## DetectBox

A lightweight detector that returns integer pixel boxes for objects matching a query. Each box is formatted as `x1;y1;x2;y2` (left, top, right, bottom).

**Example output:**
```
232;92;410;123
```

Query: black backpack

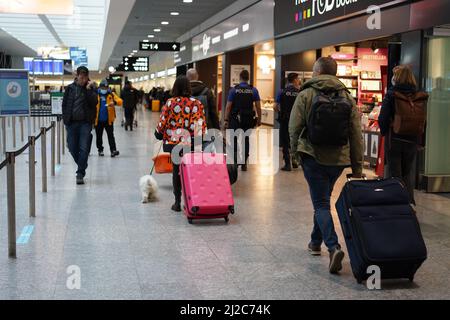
307;89;353;146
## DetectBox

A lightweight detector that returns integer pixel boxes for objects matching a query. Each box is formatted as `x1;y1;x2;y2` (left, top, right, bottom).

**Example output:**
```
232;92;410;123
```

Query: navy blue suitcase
336;176;427;284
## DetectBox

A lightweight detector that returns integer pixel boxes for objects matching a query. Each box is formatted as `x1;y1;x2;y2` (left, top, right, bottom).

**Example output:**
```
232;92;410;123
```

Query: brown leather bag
393;91;429;135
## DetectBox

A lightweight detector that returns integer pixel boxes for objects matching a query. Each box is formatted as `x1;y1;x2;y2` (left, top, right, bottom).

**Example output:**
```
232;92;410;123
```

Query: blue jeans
66;122;93;177
302;155;344;252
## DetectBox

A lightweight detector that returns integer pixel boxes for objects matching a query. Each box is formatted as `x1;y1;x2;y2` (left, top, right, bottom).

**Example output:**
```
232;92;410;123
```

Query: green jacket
289;75;364;176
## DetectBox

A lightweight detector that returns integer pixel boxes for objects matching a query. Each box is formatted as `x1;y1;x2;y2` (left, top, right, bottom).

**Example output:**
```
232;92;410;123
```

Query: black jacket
191;81;220;130
62;82;97;126
121;87;139;110
379;84;420;144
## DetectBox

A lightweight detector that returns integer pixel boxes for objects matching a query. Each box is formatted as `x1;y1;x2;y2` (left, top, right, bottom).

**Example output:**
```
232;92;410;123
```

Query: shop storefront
274;0;450;191
183;0;275;123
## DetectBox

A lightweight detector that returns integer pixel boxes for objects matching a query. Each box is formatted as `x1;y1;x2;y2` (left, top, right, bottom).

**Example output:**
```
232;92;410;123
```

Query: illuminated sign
139;42;180;52
118;57;149;72
275;0;410;36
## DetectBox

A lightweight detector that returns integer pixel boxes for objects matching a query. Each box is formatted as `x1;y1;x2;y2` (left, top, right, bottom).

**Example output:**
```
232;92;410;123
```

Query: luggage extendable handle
346;174;367;182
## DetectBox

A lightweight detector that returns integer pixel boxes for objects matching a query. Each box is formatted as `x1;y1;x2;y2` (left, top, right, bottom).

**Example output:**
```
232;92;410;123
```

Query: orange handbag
152;153;173;174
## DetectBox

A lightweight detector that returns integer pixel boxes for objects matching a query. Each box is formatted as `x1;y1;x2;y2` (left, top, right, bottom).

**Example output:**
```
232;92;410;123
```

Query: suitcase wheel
229;206;235;215
357;278;364;285
409;277;415;283
188;219;193;225
224;217;229;223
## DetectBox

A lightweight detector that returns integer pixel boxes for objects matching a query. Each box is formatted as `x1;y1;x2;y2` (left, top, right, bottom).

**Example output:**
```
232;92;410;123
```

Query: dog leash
150;141;164;175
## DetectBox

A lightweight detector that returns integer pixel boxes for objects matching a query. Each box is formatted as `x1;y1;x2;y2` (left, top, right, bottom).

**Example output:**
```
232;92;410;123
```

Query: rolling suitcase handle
346;174;367;181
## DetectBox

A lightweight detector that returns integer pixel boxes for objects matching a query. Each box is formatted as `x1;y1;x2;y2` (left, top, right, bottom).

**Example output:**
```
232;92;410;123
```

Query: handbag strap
150;141;164;175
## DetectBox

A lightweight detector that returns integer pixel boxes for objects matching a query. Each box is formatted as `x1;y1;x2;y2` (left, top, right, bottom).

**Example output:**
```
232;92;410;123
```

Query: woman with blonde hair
379;65;428;204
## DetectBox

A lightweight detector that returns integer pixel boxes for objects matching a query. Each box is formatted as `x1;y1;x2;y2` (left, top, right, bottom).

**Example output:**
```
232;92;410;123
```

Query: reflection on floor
0;108;449;300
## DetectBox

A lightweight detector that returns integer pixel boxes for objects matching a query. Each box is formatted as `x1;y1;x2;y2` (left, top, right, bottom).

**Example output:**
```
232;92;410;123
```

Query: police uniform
228;82;260;165
277;85;300;167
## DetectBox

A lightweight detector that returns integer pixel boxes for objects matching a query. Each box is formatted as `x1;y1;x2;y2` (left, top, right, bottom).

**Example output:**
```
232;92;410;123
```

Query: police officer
275;73;301;171
225;70;262;171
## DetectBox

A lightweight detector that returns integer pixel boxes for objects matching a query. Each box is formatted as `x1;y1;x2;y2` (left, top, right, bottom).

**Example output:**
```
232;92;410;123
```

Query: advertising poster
230;65;251;87
51;92;64;115
0;69;30;116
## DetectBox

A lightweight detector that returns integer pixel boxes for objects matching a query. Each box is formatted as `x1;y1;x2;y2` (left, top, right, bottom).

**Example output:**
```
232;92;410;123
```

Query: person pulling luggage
275;72;301;171
154;76;207;212
290;57;364;274
94;79;122;158
224;70;262;171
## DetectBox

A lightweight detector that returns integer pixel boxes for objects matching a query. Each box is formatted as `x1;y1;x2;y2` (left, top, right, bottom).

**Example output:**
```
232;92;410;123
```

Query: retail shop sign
275;0;409;36
0;70;30;116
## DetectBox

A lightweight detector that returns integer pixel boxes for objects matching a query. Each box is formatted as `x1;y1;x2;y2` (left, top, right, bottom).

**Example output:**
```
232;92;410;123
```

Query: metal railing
0;115;64;258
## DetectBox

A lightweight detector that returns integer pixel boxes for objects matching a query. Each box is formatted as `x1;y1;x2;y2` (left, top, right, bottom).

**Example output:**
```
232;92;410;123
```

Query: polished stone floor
0;109;449;300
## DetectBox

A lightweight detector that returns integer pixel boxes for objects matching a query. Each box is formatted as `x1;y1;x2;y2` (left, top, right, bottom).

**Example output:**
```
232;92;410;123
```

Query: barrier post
1;117;6;155
51;121;56;176
57;119;61;165
62;123;65;155
20;117;24;142
6;152;17;258
29;136;36;218
41;127;47;192
12;116;16;148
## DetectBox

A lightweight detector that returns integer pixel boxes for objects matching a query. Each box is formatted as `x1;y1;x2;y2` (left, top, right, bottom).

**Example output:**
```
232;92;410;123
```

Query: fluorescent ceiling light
170;12;179;16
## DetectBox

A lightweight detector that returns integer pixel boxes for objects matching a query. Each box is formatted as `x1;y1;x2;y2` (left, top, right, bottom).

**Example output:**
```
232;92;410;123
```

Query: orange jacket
95;92;123;126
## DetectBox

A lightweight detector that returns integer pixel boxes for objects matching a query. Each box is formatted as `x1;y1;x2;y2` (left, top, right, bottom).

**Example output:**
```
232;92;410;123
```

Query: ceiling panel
107;0;238;68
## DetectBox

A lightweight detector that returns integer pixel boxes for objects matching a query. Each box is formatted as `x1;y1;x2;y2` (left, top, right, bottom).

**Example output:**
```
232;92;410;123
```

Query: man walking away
95;79;123;158
62;66;98;185
275;73;301;171
186;68;220;130
121;81;139;131
224;70;262;171
289;57;363;274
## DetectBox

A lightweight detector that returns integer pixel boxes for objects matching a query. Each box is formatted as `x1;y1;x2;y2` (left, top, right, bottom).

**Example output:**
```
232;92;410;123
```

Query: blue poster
70;47;88;68
0;70;30;116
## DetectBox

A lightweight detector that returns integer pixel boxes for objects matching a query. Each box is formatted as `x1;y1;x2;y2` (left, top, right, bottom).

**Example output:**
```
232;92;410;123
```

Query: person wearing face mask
94;79;123;158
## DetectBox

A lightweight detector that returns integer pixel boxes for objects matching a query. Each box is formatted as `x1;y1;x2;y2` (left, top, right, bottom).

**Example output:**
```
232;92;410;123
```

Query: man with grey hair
187;68;220;130
289;56;363;274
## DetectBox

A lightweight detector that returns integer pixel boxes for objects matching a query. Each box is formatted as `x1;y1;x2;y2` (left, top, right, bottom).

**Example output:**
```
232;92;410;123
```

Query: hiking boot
329;248;345;274
308;243;322;256
111;151;120;158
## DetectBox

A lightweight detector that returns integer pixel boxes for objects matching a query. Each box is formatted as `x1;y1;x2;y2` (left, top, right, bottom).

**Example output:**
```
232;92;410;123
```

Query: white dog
139;175;159;203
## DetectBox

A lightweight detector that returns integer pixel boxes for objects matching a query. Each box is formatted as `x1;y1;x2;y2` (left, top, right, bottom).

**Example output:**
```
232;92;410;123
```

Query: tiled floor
0;109;449;300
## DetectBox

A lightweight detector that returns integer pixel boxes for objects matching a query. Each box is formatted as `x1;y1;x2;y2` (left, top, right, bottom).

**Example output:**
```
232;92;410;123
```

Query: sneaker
111;151;120;158
76;176;85;185
99;151;105;157
281;165;292;172
329;248;345;274
171;202;182;212
308;243;322;256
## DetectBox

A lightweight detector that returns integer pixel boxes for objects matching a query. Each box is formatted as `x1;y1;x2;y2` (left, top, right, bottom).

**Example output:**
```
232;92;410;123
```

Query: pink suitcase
180;153;235;224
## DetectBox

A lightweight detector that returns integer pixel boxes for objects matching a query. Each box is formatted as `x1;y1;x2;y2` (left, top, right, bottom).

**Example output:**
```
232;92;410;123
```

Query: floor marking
17;225;34;244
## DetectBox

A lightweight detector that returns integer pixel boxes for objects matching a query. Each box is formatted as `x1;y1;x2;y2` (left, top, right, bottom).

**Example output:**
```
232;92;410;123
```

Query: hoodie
289;75;364;175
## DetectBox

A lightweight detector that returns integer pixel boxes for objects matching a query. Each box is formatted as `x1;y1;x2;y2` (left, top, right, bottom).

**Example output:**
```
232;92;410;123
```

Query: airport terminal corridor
0;108;449;300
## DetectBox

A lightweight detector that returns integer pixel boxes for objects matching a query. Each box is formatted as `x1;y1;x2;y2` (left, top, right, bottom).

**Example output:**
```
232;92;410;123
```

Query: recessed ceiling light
154;28;161;32
170;12;179;16
147;35;155;38
143;40;149;42
183;0;193;3
161;21;169;25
